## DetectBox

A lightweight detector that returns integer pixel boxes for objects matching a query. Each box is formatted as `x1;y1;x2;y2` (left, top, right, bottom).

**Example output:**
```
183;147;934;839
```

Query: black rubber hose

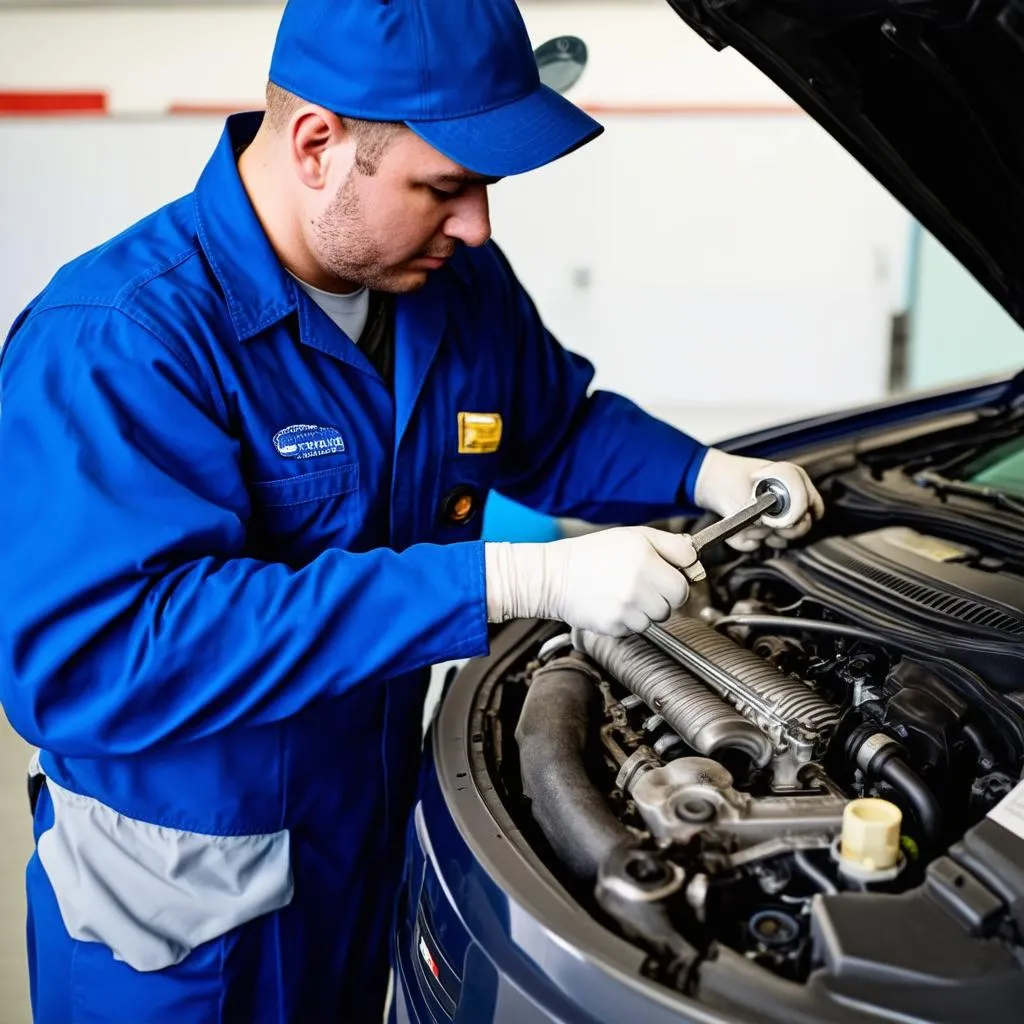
712;614;888;646
962;720;998;772
877;754;942;843
515;655;634;880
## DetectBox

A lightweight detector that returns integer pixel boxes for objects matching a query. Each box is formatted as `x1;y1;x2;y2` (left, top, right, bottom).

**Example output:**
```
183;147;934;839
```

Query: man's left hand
693;448;825;551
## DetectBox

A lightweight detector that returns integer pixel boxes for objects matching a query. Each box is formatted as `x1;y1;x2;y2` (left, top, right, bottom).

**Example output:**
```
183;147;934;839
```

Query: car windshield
962;440;1024;499
900;224;1023;397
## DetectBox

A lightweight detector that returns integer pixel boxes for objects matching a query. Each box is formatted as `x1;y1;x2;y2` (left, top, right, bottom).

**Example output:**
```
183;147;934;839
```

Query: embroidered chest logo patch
273;424;346;460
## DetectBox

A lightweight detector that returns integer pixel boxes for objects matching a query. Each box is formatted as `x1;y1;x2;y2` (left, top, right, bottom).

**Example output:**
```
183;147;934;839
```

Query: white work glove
484;527;703;637
694;448;825;552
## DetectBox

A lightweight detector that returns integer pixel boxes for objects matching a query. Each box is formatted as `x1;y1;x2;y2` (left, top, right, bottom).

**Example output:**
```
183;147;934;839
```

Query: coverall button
442;487;478;524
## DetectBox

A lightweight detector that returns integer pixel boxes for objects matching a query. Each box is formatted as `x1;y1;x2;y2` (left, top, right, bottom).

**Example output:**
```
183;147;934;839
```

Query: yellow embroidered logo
458;412;503;454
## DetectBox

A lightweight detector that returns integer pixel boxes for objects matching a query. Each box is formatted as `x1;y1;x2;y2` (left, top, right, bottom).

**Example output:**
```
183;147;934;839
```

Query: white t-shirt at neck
291;275;370;343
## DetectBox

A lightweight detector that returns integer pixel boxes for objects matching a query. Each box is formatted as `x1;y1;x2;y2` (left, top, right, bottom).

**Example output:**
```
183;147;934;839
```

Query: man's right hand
484;527;703;637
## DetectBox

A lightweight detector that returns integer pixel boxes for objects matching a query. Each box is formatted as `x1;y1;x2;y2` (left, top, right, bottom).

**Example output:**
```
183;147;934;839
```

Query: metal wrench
679;477;792;582
690;478;791;557
646;477;793;651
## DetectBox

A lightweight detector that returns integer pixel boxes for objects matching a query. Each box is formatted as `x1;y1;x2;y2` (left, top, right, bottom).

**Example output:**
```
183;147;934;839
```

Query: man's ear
289;107;352;190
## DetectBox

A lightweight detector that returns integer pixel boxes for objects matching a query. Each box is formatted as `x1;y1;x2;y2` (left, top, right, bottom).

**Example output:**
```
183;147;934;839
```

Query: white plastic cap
840;798;902;872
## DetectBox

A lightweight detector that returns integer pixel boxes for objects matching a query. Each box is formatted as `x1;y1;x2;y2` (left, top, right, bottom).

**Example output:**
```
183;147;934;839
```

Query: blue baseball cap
268;0;604;177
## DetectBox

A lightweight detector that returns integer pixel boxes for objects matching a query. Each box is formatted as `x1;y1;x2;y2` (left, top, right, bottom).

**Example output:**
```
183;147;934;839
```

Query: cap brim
405;83;603;177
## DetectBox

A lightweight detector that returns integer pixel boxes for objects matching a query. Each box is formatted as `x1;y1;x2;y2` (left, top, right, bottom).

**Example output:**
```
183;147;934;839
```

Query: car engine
500;518;1024;993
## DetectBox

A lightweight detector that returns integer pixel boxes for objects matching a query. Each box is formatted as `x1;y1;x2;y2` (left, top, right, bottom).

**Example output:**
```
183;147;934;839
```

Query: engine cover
752;526;1024;689
795;527;1024;640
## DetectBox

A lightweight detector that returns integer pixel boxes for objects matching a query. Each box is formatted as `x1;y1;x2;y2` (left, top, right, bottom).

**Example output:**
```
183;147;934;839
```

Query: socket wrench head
754;477;791;519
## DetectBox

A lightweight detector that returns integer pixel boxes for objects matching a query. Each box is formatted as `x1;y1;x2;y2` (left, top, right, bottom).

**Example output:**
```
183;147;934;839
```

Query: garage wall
0;0;913;443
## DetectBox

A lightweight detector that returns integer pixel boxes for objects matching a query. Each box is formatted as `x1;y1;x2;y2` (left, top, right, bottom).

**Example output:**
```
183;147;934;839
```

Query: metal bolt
675;797;716;824
625;855;670;886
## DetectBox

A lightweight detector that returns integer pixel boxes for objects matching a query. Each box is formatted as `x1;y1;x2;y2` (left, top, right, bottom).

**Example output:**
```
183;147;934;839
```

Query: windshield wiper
913;469;1024;516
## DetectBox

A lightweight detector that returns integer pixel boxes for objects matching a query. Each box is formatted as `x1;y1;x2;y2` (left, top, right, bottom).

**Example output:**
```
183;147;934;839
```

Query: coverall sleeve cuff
435;540;491;663
678;442;711;510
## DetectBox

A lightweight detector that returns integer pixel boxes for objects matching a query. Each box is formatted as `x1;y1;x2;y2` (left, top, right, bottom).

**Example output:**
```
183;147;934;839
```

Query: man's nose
445;187;491;248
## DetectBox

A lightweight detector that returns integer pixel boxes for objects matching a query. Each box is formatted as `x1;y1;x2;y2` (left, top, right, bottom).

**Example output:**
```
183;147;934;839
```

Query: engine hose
515;655;634;880
877;754;942;844
710;614;888;647
962;720;998;772
853;732;942;843
574;629;773;769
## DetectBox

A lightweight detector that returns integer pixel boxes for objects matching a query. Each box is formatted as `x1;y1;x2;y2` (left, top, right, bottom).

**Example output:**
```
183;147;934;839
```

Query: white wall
0;0;912;443
491;114;909;438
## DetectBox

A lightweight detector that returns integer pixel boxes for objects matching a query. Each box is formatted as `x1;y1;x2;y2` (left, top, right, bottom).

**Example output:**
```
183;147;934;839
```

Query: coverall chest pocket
247;463;361;564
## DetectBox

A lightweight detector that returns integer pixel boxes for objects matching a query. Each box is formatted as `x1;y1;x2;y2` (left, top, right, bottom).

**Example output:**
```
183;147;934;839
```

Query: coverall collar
194;113;299;344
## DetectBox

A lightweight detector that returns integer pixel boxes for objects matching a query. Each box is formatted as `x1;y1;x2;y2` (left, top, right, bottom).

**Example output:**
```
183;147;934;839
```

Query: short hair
263;82;403;175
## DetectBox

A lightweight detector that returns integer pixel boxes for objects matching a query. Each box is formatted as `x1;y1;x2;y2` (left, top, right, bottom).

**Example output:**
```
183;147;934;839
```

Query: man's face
311;127;496;293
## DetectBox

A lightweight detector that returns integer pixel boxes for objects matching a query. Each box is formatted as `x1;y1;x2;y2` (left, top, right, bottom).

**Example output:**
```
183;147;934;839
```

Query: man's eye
430;185;460;199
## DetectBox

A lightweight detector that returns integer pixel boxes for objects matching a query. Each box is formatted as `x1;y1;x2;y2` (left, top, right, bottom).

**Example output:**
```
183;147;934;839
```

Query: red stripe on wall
167;102;259;115
0;91;107;115
0;96;802;120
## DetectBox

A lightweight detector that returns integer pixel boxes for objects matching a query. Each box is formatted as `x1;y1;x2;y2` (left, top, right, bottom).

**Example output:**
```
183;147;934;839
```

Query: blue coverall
0;113;707;1023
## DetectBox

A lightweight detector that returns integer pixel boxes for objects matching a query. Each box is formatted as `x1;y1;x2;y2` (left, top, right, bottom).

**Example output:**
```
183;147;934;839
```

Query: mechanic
0;1;822;1021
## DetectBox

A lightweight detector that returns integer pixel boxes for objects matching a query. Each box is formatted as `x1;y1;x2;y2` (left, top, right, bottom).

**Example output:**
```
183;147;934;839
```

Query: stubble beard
313;172;430;294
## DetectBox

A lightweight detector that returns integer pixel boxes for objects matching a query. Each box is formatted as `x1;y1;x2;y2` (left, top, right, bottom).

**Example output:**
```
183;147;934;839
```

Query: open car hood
666;0;1024;329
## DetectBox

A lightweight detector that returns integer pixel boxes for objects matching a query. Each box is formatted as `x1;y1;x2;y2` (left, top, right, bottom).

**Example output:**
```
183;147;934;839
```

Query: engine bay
474;431;1024;1003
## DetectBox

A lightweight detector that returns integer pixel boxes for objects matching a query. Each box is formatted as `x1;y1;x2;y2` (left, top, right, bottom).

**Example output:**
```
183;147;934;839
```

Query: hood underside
666;0;1024;329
